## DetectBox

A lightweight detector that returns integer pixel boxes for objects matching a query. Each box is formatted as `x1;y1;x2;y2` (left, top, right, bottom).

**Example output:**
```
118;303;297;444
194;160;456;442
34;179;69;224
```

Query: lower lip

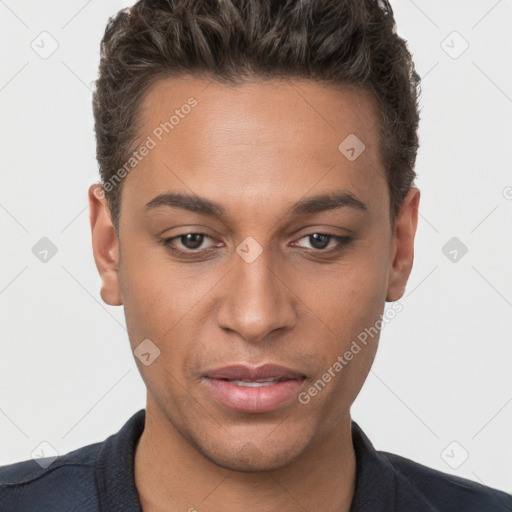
204;378;306;413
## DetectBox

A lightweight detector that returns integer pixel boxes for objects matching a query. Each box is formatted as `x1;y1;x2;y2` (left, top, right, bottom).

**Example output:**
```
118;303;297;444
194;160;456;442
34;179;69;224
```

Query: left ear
386;187;420;302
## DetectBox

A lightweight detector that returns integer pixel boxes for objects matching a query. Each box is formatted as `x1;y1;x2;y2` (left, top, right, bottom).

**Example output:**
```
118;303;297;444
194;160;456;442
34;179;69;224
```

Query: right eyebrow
145;192;225;217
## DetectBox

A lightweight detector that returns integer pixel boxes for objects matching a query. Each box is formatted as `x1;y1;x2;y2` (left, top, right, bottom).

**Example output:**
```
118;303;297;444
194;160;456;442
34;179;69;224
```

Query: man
1;0;511;510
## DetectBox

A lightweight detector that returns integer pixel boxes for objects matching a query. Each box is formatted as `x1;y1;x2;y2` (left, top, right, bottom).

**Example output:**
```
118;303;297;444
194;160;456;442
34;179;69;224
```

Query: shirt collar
95;409;146;512
94;409;397;512
349;420;397;511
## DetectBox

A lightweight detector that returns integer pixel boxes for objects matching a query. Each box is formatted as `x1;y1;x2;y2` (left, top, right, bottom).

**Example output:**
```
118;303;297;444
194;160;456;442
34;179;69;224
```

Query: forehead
121;75;388;219
139;76;380;152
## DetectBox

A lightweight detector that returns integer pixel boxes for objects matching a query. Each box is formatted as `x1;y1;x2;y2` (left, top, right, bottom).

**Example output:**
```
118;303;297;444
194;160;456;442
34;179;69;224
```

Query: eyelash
161;232;352;257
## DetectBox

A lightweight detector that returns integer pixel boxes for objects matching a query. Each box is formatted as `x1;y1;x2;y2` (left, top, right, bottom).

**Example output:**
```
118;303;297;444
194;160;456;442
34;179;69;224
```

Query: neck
134;400;356;512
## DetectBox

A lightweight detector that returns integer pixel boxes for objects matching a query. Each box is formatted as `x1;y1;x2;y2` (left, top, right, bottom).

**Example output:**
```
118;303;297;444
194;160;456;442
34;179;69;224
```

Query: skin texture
88;76;420;512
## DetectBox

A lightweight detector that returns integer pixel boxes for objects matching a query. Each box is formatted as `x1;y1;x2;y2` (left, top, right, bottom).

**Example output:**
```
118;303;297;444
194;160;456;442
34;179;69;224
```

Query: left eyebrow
290;190;368;215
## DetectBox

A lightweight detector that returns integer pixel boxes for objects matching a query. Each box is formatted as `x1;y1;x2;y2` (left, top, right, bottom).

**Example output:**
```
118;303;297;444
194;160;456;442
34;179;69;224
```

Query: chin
203;445;302;473
191;429;311;473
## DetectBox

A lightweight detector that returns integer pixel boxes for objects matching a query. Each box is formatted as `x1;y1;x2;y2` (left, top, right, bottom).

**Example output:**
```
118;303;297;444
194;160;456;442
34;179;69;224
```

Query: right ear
88;184;123;306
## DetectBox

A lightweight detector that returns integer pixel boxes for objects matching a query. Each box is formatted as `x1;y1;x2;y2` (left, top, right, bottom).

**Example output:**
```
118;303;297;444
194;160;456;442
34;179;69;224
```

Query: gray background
1;0;511;495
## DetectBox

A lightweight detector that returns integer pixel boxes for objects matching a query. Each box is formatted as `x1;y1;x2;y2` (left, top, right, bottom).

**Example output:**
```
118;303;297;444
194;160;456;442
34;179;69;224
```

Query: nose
216;246;297;343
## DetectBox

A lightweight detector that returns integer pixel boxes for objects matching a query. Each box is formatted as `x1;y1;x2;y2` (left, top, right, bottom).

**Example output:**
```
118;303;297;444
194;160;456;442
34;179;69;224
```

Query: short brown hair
92;0;420;234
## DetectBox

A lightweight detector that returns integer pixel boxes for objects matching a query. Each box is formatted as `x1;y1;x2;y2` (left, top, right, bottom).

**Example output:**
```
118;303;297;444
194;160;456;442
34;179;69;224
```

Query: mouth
224;377;292;387
203;364;307;413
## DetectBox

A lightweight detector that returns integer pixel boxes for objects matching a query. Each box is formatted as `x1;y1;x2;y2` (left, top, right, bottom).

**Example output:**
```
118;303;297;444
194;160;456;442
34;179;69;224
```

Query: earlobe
88;184;123;306
385;187;420;302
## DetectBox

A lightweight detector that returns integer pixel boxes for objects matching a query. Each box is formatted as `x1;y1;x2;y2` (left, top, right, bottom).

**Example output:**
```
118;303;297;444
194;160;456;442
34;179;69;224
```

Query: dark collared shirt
1;409;511;511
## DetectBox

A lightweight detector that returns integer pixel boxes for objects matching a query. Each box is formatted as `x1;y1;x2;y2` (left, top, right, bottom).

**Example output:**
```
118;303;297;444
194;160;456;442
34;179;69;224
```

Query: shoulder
0;409;145;512
381;450;512;511
351;420;512;511
0;441;103;512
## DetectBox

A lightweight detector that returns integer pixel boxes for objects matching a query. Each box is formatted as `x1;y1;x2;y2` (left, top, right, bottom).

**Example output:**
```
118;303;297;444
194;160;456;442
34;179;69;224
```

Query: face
89;76;419;472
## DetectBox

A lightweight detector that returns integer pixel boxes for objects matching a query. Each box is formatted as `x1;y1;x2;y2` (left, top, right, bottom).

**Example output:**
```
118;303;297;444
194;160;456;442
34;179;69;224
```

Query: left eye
294;233;351;251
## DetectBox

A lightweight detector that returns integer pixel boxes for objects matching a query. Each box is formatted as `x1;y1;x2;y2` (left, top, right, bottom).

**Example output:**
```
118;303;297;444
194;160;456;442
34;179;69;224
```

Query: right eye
163;233;218;253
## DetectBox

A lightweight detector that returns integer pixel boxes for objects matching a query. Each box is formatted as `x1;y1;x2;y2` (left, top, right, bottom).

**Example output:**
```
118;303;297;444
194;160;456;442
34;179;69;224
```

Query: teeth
231;378;281;387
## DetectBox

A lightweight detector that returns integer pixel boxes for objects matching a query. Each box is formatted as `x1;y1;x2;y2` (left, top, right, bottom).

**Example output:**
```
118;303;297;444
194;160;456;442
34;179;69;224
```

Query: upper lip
204;364;306;380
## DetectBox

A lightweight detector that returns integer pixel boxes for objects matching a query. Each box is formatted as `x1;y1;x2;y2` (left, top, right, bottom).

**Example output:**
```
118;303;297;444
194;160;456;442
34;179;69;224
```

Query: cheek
117;245;189;346
296;249;389;336
288;237;390;391
118;246;226;359
295;266;385;422
117;254;197;403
